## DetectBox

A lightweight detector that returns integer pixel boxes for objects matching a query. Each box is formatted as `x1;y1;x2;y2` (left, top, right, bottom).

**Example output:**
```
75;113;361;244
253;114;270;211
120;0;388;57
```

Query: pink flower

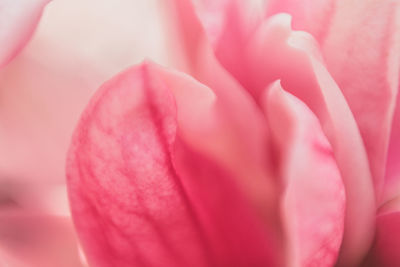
66;0;400;266
1;0;399;266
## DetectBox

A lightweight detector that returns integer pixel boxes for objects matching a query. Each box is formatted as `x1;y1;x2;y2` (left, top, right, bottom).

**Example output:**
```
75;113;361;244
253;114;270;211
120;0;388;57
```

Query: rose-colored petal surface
0;0;51;68
245;14;375;266
265;82;345;267
67;62;279;267
0;210;84;267
267;0;400;198
362;211;400;267
382;65;400;205
383;91;400;205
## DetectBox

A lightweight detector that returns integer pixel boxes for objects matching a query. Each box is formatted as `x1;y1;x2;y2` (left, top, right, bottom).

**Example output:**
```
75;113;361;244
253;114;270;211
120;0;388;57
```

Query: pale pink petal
322;1;400;197
0;0;167;186
246;15;375;266
0;210;84;267
67;62;280;267
265;82;345;267
267;0;400;198
0;0;51;67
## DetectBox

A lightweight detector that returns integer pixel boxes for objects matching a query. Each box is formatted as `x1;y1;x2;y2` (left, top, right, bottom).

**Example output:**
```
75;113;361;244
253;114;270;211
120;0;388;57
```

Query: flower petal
267;0;400;198
67;62;279;267
167;0;268;96
0;0;51;67
265;0;335;42
322;0;400;196
161;0;279;219
265;82;345;267
246;14;375;266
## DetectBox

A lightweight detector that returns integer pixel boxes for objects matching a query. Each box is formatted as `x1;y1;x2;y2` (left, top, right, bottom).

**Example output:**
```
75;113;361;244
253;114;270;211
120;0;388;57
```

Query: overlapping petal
267;0;400;199
67;62;279;267
246;15;375;266
265;82;345;267
166;1;376;265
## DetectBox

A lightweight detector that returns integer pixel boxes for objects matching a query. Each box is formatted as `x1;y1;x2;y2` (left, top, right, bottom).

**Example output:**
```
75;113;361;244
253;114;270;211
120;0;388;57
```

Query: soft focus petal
265;82;345;267
67;62;279;267
246;14;375;266
0;210;84;267
268;0;400;197
0;0;50;67
0;0;167;186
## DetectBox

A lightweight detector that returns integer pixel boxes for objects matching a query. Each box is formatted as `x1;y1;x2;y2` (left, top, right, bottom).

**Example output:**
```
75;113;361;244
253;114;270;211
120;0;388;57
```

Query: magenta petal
0;0;51;67
246;15;375;266
366;211;400;266
67;62;279;267
265;82;345;267
383;91;400;205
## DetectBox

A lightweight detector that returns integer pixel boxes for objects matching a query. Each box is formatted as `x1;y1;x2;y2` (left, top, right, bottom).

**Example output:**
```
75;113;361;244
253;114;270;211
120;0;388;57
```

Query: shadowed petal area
0;0;51;67
0;210;84;267
245;14;375;266
67;62;279;267
364;211;400;266
265;82;345;267
383;86;400;205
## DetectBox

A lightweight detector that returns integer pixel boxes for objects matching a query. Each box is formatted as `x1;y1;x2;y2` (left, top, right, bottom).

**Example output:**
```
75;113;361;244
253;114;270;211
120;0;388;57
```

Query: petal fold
265;82;345;267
